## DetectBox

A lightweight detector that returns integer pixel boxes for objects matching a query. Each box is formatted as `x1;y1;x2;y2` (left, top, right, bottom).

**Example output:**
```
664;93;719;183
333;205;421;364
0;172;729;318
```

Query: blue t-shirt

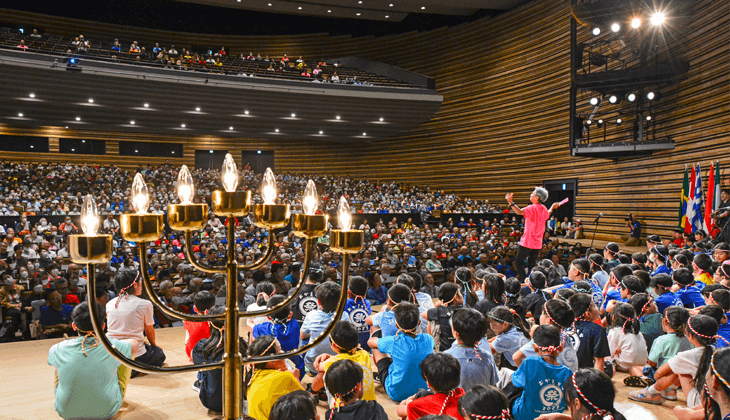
492;327;529;367
519;336;579;372
444;345;498;391
676;285;705;309
301;310;348;371
602;289;627;311
567;320;611;368
512;357;573;420
344;298;372;351
40;304;73;326
652;265;673;277
253;319;304;375
367;286;388;305
372;309;397;337
717;323;730;349
655;292;683;314
377;333;434;402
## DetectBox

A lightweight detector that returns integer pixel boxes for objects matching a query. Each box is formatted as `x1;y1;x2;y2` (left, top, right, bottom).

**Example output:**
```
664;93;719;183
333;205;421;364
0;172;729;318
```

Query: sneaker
192;380;201;393
661;388;678;401
628;388;663;405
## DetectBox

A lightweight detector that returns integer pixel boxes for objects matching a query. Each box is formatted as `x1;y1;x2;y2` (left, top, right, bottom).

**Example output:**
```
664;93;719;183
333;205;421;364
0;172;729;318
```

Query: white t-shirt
668;346;706;407
246;303;268;326
106;295;154;357
607;329;648;369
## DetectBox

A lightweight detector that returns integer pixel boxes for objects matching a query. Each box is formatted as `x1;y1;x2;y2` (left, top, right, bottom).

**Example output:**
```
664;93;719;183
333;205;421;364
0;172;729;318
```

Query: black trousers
132;344;166;377
515;245;540;281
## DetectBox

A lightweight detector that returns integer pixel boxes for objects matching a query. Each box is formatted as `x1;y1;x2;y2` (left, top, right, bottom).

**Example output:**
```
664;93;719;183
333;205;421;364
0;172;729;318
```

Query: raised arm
505;193;526;216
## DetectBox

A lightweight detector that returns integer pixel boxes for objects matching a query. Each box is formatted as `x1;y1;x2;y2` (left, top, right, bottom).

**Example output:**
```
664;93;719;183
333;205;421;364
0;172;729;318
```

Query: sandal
623;376;647;387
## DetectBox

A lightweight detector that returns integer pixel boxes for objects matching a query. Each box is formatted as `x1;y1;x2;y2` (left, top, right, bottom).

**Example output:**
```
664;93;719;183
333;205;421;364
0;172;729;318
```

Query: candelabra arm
238;237;315;318
243;253;351;363
86;265;224;374
139;243;225;322
237;234;276;271
184;230;226;273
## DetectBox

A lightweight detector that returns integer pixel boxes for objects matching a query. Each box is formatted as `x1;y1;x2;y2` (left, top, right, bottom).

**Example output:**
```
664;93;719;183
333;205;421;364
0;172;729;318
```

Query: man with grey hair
506;187;559;280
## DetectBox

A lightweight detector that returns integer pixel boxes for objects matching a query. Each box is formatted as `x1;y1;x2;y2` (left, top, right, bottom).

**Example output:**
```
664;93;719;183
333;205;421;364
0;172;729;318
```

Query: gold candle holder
167;203;208;231
329;229;364;254
212;190;251;217
291;214;329;238
252;204;290;229
120;214;164;242
69;234;113;264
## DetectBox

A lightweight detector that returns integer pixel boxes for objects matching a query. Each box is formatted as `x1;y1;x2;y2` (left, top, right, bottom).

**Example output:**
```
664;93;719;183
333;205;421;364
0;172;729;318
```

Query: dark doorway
195;149;228;170
242;150;275;174
542;178;577;223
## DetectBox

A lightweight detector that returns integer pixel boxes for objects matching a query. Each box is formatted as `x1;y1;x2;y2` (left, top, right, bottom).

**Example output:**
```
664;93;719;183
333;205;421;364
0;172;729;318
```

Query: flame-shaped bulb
177;165;194;204
81;194;99;236
302;180;319;215
337;196;351;231
261;167;277;204
221;153;238;192
131;173;149;214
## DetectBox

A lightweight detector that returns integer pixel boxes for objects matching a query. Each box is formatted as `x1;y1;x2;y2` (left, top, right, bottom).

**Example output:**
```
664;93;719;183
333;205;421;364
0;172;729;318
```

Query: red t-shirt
519;203;549;250
407;388;466;420
184;320;211;360
63;294;80;306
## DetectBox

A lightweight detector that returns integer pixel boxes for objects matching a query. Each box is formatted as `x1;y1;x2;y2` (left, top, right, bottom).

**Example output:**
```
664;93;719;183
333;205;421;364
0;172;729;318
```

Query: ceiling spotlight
75;117;81;121
589;97;600;106
143;103;149;108
82;140;85;143
356;13;361;15
597;119;604;128
29;93;35;98
268;3;271;5
358;1;362;3
650;11;666;26
421;6;425;10
291;113;296;118
319;131;323;134
30;146;33;149
195;107;201;111
389;3;393;6
135;150;138;153
379;117;384;121
631;18;641;28
229;126;234;130
592;27;600;36
363;132;367;136
298;6;302;9
627;93;636;102
609;95;618;104
130;121;135;125
88;98;94;103
274;129;280;133
611;23;620;32
65;126;68;129
71;149;75;152
18;113;23;117
646;115;652;121
616;118;623;125
385;15;389;18
586;120;592;125
328;9;331;12
244;110;249;115
209;150;214;153
335;115;341;120
181;124;186;128
647;91;655;100
171;151;175;154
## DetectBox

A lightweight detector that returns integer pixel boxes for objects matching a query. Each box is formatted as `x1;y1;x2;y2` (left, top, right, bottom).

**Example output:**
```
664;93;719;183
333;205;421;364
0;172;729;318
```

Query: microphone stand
588;214;602;256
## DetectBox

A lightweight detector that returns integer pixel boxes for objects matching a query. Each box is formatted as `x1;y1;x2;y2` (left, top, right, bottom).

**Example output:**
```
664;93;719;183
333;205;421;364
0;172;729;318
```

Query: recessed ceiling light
356;12;361;15
379;117;384;121
336;115;341;120
268;3;271;5
81;140;85;143
229;126;234;130
421;6;425;9
135;150;138;153
171;151;175;154
298;6;302;9
88;99;94;103
363;132;367;136
18;113;23;117
244;110;249;115
181;124;186;128
130;121;135;125
358;1;362;3
319;130;323;134
65;126;68;128
385;15;389;18
143;103;149;108
71;148;75;151
195;107;201;111
75;117;81;121
209;150;214;153
29;93;35;98
275;128;280;133
291;113;296;117
30;145;33;148
328;9;331;12
389;3;393;6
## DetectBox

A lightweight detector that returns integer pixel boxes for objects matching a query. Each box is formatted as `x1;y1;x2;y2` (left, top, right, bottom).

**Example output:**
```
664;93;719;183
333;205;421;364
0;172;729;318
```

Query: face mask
34;263;40;269
265;273;272;279
171;296;184;305
20;271;28;278
51;269;59;276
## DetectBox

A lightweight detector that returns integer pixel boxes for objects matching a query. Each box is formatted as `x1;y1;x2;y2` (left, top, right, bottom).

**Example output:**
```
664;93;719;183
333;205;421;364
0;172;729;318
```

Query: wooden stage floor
1;327;675;419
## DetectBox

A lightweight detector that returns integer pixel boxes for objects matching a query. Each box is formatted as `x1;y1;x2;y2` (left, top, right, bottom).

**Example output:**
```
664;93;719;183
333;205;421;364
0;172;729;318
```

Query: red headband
468;408;511;420
572;373;613;420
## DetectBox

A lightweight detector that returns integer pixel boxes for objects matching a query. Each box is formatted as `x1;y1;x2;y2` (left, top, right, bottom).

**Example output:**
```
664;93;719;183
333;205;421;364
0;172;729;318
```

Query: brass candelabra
69;159;363;420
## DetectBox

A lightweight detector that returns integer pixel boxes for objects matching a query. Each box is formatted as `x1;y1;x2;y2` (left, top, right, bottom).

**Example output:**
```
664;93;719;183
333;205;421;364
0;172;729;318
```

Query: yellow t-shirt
247;369;303;420
697;272;713;286
321;349;376;403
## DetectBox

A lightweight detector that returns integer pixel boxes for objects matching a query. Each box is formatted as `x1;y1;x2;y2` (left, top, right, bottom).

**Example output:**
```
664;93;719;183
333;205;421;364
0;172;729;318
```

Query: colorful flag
679;166;690;231
692;163;705;233
706;162;715;235
685;164;696;234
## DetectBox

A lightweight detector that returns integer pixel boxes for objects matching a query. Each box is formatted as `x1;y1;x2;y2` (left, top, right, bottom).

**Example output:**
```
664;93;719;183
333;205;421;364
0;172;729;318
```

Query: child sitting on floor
424;282;463;351
312;321;376;403
246;335;304;420
513;299;579;372
567;293;611;375
511;325;573;420
629;293;664;351
698;305;730;349
301;281;346;374
457;385;512;420
184;290;215;361
606;302;648;372
546;368;628;420
651;273;683;313
251;295;304;378
487;306;530;369
368;302;434;402
629;314;718;407
674;268;706;309
269;390;318;420
343;276;372;351
625;305;691;388
366;283;415;338
445;307;498;390
398;352;465;420
324;359;388;420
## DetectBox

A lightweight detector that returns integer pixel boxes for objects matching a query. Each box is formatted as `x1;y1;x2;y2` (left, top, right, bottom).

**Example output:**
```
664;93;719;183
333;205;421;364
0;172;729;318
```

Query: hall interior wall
0;0;728;240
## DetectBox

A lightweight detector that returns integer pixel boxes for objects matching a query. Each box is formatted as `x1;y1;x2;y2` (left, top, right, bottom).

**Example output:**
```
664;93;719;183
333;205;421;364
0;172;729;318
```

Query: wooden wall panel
0;0;728;241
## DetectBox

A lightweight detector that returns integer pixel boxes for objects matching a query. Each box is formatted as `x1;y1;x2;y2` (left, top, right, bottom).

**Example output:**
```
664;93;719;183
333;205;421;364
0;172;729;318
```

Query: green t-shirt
648;333;692;367
640;313;665;350
48;337;132;420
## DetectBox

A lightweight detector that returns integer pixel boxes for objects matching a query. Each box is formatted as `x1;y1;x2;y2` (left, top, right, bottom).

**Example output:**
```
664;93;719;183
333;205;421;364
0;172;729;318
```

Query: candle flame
338;196;351;231
261;167;277;204
221;153;238;192
80;194;99;236
177;165;194;204
131;173;149;214
302;180;319;215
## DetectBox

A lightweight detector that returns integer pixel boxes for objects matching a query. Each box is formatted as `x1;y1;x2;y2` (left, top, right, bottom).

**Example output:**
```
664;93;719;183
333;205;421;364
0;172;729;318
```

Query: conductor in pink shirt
505;187;559;280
